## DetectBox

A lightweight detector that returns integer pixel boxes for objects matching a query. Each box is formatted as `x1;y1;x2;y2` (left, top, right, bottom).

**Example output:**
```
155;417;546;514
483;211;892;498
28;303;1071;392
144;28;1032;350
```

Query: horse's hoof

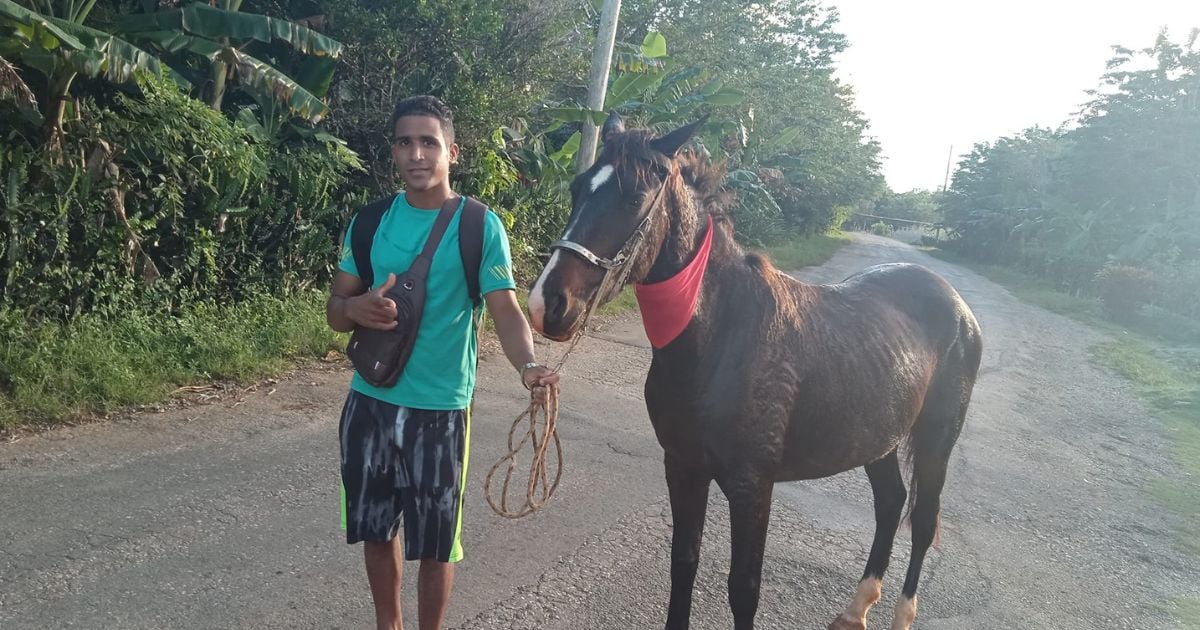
827;614;867;630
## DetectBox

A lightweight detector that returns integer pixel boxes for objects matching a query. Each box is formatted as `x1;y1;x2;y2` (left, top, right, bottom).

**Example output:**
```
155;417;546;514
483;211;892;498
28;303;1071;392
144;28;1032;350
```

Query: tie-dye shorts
338;390;470;563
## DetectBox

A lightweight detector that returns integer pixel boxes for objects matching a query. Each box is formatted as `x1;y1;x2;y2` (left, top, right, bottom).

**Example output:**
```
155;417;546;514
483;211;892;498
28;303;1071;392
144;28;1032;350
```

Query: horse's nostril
546;290;569;320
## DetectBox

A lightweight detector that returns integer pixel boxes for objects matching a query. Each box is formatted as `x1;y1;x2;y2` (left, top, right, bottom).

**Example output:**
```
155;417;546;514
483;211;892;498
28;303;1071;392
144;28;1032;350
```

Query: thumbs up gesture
347;273;400;330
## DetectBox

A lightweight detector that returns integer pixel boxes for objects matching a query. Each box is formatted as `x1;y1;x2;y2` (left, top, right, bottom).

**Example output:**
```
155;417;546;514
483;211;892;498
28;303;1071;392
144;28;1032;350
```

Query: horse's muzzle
531;287;580;342
528;252;593;342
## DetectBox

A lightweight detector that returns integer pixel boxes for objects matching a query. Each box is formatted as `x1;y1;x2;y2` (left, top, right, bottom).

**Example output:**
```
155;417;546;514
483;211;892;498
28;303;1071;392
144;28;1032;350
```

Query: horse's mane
602;130;735;219
603;130;778;277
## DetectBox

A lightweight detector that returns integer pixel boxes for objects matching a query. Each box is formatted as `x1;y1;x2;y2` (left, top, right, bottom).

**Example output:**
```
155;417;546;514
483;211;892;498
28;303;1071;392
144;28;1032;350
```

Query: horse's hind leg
828;450;907;630
664;454;711;630
890;446;950;630
891;356;976;630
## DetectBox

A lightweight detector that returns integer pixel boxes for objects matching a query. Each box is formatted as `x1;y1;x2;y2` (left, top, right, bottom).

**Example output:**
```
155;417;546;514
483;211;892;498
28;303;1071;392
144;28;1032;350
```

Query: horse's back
836;262;980;353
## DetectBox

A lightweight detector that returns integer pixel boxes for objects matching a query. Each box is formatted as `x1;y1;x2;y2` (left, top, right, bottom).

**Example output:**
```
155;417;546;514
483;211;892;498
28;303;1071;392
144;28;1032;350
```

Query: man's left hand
522;365;560;404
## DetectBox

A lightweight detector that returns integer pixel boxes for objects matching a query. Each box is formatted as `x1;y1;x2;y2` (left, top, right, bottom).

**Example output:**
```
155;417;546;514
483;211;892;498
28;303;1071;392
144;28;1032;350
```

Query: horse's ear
650;116;708;158
601;112;625;142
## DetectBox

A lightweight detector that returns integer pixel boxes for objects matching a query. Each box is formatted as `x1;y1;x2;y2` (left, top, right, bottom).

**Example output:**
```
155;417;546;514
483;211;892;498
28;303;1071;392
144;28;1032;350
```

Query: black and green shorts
338;390;470;563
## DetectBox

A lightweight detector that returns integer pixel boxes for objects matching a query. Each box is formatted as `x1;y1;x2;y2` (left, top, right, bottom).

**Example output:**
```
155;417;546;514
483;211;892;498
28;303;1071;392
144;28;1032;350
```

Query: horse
527;114;983;630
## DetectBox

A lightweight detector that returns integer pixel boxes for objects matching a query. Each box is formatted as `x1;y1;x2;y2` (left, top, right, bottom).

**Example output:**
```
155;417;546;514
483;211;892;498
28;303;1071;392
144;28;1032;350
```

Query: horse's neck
651;213;813;351
642;187;707;283
650;215;757;334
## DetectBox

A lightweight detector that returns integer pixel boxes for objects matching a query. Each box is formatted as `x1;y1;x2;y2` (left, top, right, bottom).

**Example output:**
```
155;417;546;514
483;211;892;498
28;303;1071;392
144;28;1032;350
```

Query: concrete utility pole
577;0;621;173
942;144;954;192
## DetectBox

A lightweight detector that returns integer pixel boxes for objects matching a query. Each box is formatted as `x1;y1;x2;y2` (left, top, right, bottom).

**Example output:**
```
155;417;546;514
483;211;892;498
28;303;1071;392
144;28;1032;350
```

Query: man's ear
449;142;461;164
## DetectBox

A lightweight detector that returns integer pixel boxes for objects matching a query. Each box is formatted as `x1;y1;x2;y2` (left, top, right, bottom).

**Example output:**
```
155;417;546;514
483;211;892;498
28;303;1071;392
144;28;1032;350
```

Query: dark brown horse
528;115;983;630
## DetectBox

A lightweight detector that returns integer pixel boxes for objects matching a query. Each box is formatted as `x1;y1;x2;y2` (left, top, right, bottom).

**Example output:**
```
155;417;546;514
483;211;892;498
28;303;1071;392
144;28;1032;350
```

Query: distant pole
942;144;954;191
577;0;622;173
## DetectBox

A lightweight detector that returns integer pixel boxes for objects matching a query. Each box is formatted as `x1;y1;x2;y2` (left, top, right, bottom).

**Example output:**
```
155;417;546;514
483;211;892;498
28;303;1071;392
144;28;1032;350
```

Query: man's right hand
345;273;400;330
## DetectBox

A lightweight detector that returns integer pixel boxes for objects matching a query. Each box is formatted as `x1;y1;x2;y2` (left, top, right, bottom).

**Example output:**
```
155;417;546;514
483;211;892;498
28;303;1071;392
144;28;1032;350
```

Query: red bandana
634;215;714;348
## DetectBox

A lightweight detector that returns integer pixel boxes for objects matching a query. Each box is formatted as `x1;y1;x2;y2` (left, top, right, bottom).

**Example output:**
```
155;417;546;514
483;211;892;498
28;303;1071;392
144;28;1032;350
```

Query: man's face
391;115;458;191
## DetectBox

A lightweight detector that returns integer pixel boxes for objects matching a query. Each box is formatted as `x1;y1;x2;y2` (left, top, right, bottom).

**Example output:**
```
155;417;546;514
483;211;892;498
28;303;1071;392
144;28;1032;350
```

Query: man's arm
327;271;400;332
485;289;560;391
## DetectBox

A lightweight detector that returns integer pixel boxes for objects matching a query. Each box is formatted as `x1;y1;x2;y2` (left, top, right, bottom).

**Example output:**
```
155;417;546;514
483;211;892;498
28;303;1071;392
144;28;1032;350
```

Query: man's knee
419;558;454;573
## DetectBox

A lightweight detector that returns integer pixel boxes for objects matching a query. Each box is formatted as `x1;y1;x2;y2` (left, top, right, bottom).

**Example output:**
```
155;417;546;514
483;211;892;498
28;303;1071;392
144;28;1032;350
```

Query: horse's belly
775;423;905;481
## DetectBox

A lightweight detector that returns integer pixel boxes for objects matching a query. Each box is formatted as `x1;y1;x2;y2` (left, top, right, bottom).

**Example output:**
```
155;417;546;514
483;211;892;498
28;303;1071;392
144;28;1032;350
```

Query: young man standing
326;95;558;630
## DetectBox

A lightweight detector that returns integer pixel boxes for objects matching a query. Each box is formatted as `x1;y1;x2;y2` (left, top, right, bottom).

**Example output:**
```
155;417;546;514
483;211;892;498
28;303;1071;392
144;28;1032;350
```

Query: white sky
831;0;1200;192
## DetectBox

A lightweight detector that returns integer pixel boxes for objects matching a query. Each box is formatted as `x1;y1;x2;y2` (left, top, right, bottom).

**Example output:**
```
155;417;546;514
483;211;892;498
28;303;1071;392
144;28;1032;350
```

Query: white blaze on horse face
528;250;563;333
530;165;611;334
589;163;615;193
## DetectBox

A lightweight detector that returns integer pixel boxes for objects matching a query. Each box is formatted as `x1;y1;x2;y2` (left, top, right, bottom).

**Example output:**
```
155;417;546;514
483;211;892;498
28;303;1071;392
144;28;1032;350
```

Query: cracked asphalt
2;234;1196;629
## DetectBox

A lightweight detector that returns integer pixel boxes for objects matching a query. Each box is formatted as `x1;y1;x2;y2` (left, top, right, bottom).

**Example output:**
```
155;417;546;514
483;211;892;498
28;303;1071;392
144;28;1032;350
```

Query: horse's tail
903;312;983;532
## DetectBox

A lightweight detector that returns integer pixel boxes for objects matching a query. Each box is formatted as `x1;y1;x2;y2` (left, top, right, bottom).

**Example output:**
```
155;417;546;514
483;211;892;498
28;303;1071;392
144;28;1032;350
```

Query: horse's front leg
664;453;711;630
719;472;774;630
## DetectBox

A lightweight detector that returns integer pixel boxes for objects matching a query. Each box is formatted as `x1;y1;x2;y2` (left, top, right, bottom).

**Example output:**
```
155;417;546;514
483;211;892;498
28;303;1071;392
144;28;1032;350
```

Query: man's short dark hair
390;95;455;144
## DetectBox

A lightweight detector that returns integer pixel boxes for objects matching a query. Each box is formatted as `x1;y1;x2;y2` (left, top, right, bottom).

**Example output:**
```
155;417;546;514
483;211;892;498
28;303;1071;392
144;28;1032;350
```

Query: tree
1059;29;1200;265
874;190;943;224
939;28;1200;316
940;128;1063;263
615;0;883;235
313;0;585;193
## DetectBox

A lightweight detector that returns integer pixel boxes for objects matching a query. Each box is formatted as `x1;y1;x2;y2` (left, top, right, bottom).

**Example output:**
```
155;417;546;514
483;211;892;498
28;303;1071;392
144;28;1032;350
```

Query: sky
831;0;1200;193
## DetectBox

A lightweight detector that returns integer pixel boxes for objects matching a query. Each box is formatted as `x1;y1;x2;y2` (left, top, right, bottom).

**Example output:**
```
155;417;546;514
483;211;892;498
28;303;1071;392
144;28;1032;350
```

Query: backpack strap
349;194;398;289
458;196;488;307
417;197;460;262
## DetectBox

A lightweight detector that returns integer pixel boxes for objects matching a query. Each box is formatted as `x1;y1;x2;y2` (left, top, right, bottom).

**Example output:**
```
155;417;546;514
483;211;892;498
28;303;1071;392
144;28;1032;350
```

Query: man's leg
340;392;409;630
399;408;469;630
417;559;454;630
365;539;405;630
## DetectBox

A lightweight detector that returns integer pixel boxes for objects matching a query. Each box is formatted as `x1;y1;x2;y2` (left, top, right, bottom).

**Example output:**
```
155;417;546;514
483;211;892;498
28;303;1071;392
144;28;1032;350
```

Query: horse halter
550;169;672;276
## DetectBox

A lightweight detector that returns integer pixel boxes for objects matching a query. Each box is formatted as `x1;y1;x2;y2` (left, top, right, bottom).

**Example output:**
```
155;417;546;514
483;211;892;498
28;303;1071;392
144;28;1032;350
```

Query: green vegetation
940;246;1200;624
0;0;886;427
1091;339;1200;575
929;249;1200;345
759;231;852;271
936;31;1200;330
0;291;341;429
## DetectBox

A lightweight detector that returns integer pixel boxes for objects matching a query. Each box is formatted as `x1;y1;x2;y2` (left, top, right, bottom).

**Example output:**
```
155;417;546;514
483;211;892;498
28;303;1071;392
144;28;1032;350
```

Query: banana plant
546;32;747;144
0;0;178;148
116;1;341;121
0;53;35;112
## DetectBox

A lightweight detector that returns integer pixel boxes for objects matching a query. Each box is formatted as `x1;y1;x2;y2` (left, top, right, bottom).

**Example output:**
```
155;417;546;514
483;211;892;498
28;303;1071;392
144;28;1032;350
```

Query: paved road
2;234;1196;629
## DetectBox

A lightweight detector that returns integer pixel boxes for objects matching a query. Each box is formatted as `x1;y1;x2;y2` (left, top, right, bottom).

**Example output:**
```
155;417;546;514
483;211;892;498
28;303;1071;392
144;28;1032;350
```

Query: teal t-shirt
339;193;517;410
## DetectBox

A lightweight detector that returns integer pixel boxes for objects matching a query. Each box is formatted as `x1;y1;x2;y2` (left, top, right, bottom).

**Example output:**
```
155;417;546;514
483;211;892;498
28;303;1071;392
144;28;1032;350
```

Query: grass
0;291;344;430
598;286;639;315
1091;339;1200;519
928;249;1101;320
757;230;853;271
1169;597;1200;628
926;246;1200;624
1093;338;1200;623
927;248;1200;345
0;280;639;430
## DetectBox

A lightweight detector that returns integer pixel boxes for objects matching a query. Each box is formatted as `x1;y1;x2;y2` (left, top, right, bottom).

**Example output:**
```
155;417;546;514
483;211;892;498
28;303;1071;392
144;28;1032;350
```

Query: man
326;95;558;630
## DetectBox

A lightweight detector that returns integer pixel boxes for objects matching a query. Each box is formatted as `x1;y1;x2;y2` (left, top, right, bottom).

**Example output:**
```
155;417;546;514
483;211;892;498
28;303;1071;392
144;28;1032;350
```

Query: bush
1095;263;1157;323
0;76;361;321
1155;261;1200;321
870;221;894;236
